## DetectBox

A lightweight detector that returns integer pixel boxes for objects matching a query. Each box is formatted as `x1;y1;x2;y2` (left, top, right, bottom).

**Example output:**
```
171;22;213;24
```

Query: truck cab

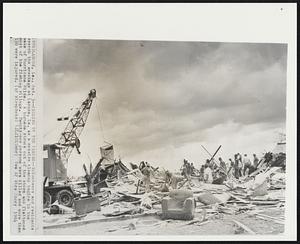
43;144;78;208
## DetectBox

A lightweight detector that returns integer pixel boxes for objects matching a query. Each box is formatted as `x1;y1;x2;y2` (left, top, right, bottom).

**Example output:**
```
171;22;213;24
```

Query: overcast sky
43;39;287;176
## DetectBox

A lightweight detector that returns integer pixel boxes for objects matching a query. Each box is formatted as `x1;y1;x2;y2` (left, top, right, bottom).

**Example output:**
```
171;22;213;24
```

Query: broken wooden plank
228;193;250;204
250;200;279;205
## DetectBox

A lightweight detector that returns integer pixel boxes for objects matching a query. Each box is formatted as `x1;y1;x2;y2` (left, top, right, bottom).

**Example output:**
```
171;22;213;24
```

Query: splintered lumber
250;200;279;205
103;208;139;217
231;219;256;234
228;193;249;204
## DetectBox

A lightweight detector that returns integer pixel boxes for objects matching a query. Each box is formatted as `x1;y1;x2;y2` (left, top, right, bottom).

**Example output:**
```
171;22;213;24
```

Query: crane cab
43;144;67;182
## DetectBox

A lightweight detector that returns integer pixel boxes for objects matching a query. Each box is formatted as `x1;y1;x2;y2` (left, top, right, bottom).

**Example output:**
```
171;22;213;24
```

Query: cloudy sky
43;39;287;176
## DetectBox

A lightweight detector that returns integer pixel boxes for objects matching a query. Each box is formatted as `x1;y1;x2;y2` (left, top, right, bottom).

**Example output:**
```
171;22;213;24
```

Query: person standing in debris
141;162;151;193
183;159;192;187
190;163;195;175
242;154;252;176
234;154;240;179
182;159;188;177
113;160;121;180
199;165;205;181
187;161;192;177
227;158;235;179
204;164;213;183
253;154;259;169
247;154;258;175
218;157;227;174
237;153;243;177
205;159;210;168
217;157;227;181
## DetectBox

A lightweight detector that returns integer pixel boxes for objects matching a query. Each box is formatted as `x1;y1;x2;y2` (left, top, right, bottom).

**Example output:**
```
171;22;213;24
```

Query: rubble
43;146;286;235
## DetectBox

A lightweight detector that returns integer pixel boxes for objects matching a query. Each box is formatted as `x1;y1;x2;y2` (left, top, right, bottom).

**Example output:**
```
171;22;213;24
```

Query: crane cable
95;97;106;143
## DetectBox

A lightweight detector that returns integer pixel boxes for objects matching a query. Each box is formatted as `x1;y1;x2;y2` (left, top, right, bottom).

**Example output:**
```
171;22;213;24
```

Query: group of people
199;158;223;184
227;153;260;179
184;153;261;184
181;159;196;178
138;153;261;192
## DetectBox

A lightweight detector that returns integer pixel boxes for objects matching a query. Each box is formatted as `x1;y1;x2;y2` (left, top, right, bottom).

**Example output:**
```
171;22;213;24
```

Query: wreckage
43;90;286;235
44;141;285;235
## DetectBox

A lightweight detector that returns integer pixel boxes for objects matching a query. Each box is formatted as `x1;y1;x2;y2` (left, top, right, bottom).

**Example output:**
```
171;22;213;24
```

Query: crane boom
57;89;96;165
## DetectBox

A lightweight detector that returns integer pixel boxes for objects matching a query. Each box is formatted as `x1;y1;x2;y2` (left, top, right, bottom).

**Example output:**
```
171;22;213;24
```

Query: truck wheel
57;189;74;207
43;191;51;208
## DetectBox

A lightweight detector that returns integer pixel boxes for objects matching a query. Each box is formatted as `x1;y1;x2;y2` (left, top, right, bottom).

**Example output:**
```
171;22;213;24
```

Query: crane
57;89;96;166
43;89;97;208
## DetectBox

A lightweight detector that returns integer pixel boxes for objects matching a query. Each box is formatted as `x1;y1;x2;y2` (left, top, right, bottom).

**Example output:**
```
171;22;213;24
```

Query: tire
56;189;74;207
43;191;51;208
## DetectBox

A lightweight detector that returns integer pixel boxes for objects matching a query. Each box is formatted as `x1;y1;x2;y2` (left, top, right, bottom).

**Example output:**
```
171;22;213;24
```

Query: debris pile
43;145;286;235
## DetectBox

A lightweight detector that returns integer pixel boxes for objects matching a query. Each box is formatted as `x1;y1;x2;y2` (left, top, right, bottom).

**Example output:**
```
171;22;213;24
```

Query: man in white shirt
204;165;213;183
242;154;252;176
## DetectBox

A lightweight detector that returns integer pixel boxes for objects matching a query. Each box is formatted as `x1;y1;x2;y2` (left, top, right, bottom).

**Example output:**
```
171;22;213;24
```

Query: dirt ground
44;207;284;236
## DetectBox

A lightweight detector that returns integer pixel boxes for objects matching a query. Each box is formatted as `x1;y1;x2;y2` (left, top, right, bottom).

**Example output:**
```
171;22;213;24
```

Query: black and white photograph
42;39;288;236
3;3;297;241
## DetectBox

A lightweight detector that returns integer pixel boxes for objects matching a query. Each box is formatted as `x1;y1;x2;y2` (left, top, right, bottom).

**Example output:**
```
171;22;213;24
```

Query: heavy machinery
43;89;97;208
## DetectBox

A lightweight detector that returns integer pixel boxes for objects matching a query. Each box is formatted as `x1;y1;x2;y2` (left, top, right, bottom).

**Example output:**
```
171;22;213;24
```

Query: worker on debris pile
213;157;227;183
218;157;227;174
234;154;241;179
186;161;193;178
253;154;259;170
181;159;188;177
203;164;213;183
237;153;243;177
199;165;205;181
140;161;151;192
113;160;122;180
188;162;195;186
205;159;210;168
242;154;252;176
227;158;235;179
190;163;195;175
181;159;193;188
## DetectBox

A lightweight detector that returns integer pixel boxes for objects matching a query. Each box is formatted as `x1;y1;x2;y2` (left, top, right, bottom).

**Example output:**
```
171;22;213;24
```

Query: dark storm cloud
44;39;287;156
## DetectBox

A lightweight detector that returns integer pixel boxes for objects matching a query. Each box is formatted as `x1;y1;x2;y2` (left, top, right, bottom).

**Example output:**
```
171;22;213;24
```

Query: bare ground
44;208;284;236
